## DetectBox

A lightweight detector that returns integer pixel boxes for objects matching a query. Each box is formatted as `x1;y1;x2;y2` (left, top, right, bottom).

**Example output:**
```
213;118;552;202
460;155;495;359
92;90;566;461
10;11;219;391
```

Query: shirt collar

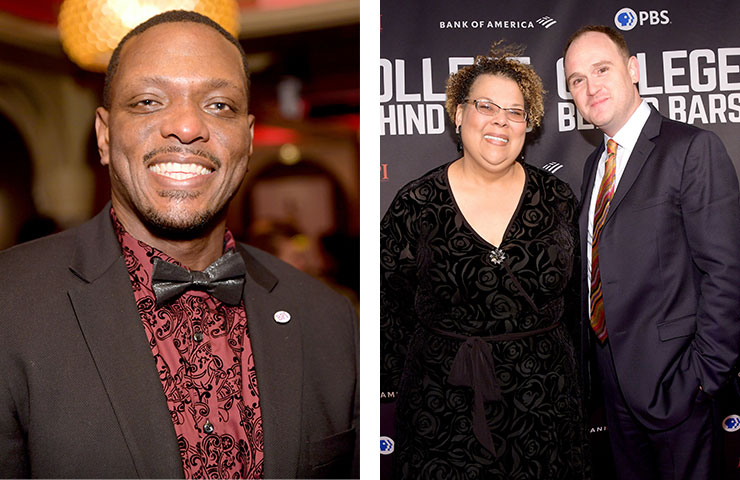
605;99;651;150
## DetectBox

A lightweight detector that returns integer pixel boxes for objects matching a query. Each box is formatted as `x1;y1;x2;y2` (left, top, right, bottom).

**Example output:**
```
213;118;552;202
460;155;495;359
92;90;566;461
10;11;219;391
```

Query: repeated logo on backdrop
380;436;395;454
724;415;740;433
542;162;565;174
614;7;670;30
615;8;637;30
536;16;558;29
438;15;561;30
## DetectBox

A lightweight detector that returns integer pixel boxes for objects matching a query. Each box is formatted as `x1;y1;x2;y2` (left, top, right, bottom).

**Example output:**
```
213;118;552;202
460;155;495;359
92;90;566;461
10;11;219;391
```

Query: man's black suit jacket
0;206;359;478
579;106;740;430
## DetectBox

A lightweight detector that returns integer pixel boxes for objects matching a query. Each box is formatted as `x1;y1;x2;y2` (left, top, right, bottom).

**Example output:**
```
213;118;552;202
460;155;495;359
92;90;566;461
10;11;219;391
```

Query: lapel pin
274;310;291;324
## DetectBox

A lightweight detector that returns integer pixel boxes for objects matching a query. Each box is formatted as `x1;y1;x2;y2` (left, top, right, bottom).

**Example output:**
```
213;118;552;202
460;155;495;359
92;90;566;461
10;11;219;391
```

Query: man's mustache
143;145;222;168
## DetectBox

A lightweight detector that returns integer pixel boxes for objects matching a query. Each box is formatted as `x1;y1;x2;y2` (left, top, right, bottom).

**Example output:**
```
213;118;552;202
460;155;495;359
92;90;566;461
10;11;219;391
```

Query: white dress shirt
586;100;652;310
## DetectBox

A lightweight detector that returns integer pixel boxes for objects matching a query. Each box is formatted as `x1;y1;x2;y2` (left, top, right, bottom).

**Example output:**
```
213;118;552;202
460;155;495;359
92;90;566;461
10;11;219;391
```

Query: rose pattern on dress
381;162;590;479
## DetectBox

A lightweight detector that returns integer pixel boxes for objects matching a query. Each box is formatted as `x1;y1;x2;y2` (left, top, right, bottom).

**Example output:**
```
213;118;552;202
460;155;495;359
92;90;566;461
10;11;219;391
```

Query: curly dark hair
445;40;545;129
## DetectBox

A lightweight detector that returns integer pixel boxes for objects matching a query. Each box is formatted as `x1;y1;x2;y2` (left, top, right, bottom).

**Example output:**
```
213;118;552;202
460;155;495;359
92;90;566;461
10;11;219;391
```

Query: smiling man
564;25;740;480
0;10;358;479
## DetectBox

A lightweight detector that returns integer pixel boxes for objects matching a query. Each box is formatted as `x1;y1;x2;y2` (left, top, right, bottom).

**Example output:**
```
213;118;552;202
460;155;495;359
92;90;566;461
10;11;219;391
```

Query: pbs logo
614;8;637;30
723;415;740;433
380;436;395;454
615;7;670;31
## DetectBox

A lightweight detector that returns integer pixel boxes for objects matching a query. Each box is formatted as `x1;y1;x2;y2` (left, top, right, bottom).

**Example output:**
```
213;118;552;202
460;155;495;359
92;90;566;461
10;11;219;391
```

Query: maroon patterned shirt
112;211;264;479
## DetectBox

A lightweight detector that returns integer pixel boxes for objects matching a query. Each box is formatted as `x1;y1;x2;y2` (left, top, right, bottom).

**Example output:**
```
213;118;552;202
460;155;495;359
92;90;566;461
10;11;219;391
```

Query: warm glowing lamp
58;0;240;72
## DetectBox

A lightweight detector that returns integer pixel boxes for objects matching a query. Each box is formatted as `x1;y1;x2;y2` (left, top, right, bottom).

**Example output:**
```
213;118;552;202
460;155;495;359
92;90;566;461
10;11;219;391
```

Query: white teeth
149;162;213;179
484;135;508;143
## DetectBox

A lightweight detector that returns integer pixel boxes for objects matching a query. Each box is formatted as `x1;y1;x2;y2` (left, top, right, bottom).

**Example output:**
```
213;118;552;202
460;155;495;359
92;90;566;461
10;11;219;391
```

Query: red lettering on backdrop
381;164;389;181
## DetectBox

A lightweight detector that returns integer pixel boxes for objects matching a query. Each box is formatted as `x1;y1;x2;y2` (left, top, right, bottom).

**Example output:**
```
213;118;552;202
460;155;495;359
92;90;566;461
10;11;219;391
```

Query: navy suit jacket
579;107;740;430
0;206;359;478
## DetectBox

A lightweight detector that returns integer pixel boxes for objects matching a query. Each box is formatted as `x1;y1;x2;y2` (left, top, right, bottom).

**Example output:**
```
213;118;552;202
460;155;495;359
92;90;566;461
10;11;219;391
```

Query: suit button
193;331;204;343
203;421;214;434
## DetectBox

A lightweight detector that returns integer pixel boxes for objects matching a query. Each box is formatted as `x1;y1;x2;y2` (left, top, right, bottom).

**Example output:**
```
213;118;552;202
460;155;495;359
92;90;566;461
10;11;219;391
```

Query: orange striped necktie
590;139;617;342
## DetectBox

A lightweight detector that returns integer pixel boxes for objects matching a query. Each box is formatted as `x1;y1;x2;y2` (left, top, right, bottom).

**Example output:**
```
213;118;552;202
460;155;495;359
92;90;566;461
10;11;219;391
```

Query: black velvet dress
380;161;590;479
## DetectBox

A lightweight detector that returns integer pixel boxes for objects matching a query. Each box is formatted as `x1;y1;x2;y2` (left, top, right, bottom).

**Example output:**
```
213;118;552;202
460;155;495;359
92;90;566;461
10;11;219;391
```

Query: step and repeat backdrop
379;1;740;478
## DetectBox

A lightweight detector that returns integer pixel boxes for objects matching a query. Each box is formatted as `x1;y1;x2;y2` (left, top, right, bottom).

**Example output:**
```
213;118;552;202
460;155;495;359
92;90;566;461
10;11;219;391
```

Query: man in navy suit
564;25;740;479
0;11;358;479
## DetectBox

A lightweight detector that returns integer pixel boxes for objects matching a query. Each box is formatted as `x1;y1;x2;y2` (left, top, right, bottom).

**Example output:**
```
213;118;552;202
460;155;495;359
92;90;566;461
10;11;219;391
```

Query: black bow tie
151;250;246;307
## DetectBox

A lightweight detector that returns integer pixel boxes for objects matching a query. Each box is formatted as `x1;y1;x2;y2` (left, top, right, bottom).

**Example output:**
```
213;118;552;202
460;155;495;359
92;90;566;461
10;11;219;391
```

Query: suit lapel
67;209;304;478
579;147;601;258
238;245;303;479
605;108;660;223
67;207;184;478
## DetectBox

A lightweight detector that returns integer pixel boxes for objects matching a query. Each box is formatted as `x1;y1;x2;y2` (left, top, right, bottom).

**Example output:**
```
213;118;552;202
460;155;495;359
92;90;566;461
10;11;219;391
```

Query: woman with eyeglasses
381;41;590;479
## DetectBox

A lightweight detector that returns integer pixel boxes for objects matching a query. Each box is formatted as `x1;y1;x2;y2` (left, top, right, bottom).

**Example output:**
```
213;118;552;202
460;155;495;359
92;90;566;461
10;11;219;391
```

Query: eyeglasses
465;99;528;123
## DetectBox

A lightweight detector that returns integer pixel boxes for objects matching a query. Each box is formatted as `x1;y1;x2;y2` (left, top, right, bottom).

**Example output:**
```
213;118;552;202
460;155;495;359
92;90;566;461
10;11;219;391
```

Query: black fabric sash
426;322;561;456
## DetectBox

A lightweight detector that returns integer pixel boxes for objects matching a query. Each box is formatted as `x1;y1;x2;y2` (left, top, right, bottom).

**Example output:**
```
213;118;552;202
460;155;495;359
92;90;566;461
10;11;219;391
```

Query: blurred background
0;0;359;305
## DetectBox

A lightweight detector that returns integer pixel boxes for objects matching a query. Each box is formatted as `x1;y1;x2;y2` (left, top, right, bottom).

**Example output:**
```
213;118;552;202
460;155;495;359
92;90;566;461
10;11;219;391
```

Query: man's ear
628;55;640;85
95;107;110;166
247;113;255;157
